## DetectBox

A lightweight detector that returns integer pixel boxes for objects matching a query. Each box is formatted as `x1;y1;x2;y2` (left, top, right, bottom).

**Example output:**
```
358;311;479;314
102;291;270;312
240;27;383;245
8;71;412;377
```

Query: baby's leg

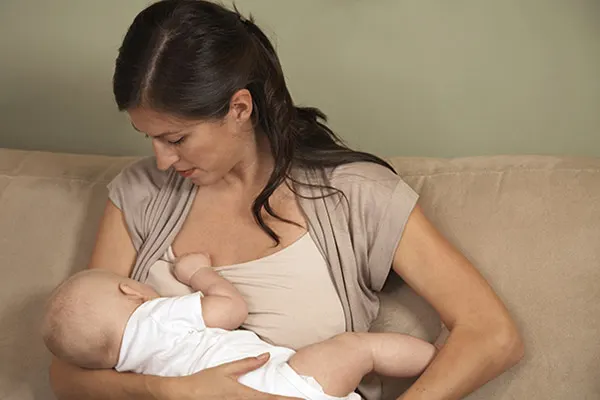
288;332;436;397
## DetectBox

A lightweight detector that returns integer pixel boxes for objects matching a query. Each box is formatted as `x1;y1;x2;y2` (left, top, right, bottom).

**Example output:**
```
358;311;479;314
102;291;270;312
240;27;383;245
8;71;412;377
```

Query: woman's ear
229;88;253;123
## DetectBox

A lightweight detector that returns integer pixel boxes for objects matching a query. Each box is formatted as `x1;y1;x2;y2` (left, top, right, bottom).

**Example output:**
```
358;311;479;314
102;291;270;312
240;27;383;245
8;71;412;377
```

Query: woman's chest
220;238;346;349
172;187;307;267
146;234;346;350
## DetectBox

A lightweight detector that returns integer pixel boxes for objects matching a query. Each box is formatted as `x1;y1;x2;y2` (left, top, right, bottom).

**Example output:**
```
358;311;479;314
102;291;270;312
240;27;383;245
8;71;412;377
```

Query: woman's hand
156;353;301;400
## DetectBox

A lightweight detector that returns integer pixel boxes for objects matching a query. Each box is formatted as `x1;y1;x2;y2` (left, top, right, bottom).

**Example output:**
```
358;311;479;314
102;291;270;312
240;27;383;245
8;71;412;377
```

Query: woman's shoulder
107;156;171;210
294;161;416;205
328;161;399;185
328;162;417;204
295;161;398;185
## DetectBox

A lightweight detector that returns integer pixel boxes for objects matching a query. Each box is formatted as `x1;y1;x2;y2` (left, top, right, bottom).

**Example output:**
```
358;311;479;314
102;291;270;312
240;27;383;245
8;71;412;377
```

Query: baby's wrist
187;266;211;286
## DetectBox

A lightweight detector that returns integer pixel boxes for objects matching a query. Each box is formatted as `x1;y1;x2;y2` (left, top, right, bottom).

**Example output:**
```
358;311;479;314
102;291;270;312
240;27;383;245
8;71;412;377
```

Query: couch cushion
0;149;598;399
379;155;600;399
0;149;132;399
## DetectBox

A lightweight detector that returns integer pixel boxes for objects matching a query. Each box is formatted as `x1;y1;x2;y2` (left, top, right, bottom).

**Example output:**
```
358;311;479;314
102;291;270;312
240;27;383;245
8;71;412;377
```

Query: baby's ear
119;282;145;301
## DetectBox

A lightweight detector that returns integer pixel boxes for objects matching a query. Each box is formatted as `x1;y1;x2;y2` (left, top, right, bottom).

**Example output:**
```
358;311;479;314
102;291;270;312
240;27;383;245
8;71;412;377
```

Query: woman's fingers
219;353;271;378
215;354;302;399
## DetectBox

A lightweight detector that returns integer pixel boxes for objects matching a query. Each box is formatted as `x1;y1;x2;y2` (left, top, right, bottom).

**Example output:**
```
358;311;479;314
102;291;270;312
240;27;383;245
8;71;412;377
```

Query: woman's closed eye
143;134;186;146
167;136;186;146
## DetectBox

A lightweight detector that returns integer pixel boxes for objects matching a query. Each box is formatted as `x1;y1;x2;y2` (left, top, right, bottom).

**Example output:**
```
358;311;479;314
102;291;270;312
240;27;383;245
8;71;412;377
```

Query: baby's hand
173;253;212;286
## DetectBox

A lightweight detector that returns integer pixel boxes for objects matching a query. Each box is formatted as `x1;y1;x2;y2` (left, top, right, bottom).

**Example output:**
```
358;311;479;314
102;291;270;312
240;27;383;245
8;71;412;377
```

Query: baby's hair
41;270;120;369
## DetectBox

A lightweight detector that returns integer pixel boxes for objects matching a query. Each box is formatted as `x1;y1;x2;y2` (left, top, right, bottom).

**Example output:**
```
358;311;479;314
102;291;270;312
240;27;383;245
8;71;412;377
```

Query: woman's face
127;90;256;186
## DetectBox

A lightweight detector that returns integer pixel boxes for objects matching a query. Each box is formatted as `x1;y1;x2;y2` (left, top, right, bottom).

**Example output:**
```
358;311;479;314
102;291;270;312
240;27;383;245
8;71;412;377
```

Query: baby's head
41;269;159;369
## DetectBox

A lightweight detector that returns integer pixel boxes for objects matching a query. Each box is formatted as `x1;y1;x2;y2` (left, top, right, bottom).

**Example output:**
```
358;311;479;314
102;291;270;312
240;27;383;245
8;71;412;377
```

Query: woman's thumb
222;353;270;377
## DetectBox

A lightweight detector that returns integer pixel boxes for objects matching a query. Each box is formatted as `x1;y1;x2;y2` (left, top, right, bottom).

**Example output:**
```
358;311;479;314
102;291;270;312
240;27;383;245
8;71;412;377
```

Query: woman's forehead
128;108;197;135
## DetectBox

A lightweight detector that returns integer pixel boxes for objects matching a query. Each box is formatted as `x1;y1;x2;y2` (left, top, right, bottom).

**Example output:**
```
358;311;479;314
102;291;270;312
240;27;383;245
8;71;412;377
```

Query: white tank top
144;233;346;350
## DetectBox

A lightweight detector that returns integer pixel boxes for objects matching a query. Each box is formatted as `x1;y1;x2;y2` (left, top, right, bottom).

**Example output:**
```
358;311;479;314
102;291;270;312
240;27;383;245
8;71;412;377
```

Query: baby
42;254;436;400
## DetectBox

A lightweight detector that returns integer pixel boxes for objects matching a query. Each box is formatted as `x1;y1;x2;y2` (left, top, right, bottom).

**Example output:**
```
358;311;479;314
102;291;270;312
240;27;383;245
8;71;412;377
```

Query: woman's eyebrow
130;122;182;137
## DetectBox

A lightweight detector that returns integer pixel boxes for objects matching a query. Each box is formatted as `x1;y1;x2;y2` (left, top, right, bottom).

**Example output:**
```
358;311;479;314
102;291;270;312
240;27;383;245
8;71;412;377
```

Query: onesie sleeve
149;293;207;331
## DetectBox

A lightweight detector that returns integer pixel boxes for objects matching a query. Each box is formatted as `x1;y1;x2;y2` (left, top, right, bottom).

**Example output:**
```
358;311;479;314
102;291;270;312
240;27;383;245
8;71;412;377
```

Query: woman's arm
50;351;291;400
393;205;524;400
49;357;164;400
49;201;297;400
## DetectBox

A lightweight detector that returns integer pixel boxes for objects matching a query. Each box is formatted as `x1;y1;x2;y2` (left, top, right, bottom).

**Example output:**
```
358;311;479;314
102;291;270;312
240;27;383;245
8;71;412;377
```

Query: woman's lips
177;169;194;178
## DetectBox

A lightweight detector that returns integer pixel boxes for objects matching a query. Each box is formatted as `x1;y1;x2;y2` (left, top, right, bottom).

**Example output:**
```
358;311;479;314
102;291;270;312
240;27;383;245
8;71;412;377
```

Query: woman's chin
188;170;221;186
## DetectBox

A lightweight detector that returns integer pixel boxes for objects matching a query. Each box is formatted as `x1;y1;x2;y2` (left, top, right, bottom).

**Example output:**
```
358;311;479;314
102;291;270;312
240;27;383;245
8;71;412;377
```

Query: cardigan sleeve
331;162;419;291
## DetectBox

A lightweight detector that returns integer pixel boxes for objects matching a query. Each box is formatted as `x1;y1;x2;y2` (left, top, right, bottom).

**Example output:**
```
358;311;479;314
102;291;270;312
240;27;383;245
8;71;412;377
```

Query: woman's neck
220;132;274;194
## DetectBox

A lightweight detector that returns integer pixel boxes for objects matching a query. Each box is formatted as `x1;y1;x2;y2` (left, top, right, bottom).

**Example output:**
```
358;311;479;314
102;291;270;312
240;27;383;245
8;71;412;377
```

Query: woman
49;1;524;399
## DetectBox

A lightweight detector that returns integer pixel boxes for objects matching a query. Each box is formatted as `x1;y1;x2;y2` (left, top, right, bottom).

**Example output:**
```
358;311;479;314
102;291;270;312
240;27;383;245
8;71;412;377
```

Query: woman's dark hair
113;0;396;244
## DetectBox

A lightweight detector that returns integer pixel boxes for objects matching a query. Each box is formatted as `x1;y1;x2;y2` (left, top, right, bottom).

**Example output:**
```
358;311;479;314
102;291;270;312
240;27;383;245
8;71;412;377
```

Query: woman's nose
153;140;179;171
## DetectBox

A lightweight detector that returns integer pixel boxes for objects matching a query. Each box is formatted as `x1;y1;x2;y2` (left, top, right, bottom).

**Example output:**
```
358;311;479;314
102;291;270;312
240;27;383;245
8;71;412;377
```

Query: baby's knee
332;332;372;345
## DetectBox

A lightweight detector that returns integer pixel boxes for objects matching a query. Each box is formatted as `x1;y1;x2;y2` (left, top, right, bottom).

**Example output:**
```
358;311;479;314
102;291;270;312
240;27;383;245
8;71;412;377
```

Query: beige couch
0;148;598;400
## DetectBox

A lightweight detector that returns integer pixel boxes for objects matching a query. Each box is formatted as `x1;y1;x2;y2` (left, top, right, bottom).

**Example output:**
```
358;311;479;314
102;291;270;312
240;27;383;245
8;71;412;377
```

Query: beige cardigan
108;157;419;399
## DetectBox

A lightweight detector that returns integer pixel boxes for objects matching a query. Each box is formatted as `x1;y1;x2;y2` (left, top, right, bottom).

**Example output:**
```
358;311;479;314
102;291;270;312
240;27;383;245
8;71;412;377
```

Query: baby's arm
174;254;248;330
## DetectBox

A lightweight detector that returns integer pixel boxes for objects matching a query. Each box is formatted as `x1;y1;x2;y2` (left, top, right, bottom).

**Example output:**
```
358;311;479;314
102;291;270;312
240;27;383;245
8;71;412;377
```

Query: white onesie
115;293;360;400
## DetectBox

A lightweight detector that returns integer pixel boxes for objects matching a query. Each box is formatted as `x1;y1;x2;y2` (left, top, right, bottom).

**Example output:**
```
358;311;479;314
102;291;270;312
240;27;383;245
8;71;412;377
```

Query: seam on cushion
2;167;599;183
400;167;600;178
0;173;112;184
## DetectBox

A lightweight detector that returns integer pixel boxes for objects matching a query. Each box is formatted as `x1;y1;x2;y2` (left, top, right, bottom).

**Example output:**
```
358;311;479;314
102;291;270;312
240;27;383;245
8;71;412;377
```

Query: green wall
1;0;599;157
